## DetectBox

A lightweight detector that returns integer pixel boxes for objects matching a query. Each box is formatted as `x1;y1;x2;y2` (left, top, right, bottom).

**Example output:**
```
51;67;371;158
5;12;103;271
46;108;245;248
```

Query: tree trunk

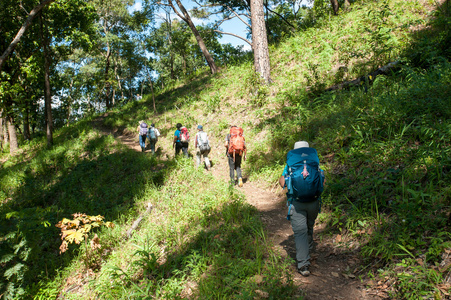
147;72;156;114
170;0;218;74
0;0;56;72
40;13;53;147
7;116;18;154
67;75;74;125
165;13;176;80
330;0;339;15
344;0;350;9
103;22;112;109
0;114;5;150
250;0;271;83
23;106;31;140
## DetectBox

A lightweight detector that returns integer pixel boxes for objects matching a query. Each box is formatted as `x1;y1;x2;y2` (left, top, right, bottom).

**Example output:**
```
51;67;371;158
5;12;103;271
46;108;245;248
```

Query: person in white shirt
194;125;211;170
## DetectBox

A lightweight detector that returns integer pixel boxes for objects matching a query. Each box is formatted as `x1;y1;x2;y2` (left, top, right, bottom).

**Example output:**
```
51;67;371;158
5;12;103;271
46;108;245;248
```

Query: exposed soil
94;117;385;299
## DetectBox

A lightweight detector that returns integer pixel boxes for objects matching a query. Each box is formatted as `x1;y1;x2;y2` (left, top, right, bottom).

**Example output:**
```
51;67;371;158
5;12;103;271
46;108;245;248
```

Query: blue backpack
286;147;324;200
148;128;157;141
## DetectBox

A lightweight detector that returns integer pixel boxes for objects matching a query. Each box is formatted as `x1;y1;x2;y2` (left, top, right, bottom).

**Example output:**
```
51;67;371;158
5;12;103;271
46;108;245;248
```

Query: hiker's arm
279;176;285;188
194;135;198;148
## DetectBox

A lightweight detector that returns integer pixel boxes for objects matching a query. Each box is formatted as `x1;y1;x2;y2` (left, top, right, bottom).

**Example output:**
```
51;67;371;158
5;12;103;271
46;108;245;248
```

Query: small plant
56;213;114;268
204;93;221;112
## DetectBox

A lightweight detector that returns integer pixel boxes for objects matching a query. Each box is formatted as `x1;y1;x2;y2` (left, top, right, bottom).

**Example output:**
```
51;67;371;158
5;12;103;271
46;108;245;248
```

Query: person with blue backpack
279;141;325;277
147;123;160;154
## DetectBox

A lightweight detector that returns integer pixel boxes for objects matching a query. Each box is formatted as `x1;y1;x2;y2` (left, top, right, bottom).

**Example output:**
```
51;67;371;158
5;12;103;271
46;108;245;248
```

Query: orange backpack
228;127;245;156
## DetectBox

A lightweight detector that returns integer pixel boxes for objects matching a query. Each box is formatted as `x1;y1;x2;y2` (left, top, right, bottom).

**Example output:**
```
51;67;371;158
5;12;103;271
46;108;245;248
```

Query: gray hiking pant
228;154;242;181
196;149;210;168
290;198;320;269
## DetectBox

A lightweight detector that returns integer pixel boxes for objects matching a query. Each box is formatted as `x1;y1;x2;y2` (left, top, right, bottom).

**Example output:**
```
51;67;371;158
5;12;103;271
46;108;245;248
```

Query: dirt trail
95;119;383;299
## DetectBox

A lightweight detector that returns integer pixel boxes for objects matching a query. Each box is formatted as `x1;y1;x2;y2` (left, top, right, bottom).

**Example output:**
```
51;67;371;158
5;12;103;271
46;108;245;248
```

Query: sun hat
294;141;309;149
197;125;203;130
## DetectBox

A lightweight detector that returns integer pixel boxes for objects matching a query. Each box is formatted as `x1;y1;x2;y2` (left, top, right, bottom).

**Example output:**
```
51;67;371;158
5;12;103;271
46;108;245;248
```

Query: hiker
137;121;148;152
224;125;246;187
173;123;189;158
194;125;211;170
279;141;325;277
147;123;160;154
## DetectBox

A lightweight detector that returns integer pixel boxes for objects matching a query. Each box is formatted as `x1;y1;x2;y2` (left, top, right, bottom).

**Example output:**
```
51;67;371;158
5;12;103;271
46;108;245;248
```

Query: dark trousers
175;142;189;158
228;154;242;181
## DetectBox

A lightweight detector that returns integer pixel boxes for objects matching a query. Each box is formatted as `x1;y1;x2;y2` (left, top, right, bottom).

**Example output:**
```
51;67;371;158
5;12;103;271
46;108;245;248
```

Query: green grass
1;0;451;298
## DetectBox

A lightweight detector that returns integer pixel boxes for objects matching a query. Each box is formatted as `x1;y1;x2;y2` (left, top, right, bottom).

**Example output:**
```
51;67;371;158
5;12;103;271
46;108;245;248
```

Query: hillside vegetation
1;0;450;299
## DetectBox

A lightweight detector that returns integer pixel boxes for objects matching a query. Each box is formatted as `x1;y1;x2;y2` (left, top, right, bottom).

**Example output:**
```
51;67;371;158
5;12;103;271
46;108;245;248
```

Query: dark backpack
139;123;148;135
285;147;324;201
148;128;157;141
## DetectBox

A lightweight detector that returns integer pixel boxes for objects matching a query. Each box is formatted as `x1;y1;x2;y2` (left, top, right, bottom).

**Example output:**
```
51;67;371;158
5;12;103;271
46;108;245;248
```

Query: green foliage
88;161;297;299
0;117;166;299
241;68;270;107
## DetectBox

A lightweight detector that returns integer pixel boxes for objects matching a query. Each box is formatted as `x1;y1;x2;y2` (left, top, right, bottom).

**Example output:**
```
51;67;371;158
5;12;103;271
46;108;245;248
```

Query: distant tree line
0;0;355;153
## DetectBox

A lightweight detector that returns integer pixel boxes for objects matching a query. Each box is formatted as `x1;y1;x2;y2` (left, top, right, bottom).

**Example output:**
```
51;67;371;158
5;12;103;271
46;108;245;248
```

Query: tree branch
324;61;400;92
165;0;187;22
264;4;296;30
214;30;252;46
0;0;56;72
125;203;153;239
225;5;251;27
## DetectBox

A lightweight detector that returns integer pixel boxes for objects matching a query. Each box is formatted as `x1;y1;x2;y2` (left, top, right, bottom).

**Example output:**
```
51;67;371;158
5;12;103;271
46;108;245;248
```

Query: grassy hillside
1;0;450;298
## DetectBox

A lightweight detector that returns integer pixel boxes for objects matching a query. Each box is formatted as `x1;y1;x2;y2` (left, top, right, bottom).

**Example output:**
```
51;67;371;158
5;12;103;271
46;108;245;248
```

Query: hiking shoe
238;177;243;187
298;266;310;277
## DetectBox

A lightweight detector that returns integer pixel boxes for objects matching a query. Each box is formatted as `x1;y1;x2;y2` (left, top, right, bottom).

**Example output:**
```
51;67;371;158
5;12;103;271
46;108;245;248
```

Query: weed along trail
93;117;382;299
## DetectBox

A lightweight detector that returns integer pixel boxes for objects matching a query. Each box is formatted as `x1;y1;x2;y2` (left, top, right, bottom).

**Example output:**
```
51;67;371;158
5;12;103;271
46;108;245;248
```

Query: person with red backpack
224;125;246;187
173;123;189;158
279;141;325;277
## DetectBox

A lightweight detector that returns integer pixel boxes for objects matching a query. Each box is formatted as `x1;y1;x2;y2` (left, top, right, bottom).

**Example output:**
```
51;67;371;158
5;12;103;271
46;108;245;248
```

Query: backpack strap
286;168;295;220
197;132;203;146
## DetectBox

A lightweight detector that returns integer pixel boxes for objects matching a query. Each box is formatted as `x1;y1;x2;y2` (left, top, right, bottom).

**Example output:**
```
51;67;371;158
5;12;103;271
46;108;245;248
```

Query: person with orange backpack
224;125;246;186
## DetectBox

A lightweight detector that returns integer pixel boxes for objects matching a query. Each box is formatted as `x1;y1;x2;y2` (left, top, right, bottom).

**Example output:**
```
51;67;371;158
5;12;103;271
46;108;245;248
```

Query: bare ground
94;118;385;299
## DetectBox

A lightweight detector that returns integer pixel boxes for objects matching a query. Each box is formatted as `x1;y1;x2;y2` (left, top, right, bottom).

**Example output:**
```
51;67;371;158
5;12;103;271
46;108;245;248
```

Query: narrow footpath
94;118;385;299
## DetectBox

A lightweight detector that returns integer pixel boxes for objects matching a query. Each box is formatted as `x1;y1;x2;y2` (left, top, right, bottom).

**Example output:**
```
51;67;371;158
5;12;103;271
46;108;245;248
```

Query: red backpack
228;127;245;156
180;127;190;143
